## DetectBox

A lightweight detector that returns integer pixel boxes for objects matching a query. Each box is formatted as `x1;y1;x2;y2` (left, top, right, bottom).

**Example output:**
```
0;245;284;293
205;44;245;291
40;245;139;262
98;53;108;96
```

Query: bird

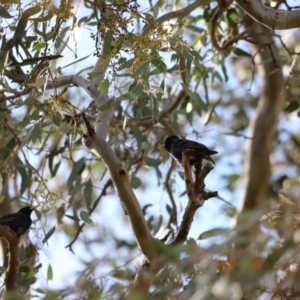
164;136;218;165
0;206;37;236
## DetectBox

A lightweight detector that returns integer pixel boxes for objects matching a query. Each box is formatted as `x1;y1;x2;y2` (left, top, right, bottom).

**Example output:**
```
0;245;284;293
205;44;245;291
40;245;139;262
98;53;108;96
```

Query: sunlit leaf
98;78;110;93
198;228;228;240
47;264;53;281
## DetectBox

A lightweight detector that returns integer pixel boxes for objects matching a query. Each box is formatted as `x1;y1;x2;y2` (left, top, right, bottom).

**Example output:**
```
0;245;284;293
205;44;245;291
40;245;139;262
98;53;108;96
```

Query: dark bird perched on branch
0;206;37;236
164;136;218;165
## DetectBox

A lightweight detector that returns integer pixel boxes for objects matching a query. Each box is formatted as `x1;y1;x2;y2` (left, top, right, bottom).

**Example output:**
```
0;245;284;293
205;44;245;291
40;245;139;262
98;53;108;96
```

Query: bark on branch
173;150;217;244
82;133;157;262
236;0;300;30
238;16;284;212
0;225;21;295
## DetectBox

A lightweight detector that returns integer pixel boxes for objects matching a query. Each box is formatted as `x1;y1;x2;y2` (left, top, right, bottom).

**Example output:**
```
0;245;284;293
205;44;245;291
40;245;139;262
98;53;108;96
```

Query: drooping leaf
131;176;142;189
80;210;94;225
84;179;93;210
0;6;13;18
42;226;56;244
102;30;113;58
47;264;53;281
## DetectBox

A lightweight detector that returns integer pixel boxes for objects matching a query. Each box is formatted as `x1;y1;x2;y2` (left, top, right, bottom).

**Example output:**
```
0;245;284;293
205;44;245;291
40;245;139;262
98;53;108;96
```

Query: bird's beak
31;205;39;210
158;144;165;149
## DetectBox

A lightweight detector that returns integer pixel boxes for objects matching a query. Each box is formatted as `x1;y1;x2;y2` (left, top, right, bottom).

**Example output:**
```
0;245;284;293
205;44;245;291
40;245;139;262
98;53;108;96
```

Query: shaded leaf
42;226;56;244
9;55;63;67
0;6;13;18
131;176;142;189
232;47;251;57
103;30;113;57
84;179;93;210
80;210;93;225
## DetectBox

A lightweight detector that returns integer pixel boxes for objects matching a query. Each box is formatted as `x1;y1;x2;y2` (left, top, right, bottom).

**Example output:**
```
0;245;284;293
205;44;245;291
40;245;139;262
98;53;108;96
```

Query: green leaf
151;59;167;73
144;157;162;167
9;55;63;67
80;210;94;225
142;204;153;215
128;82;143;97
67;158;85;186
47;264;53;281
31;124;43;143
84;179;93;210
25;244;35;259
87;72;99;80
16;276;37;286
18;263;42;280
15;157;29;195
231;47;251;57
181;83;207;112
0;137;16;161
103;30;113;58
48;147;64;177
42;226;56;244
52;112;62;126
0;6;13;18
130;125;142;150
198;228;228;240
59;53;91;70
98;78;110;93
34;288;46;294
285;98;300;113
32;42;46;51
131;176;142;189
14;6;42;39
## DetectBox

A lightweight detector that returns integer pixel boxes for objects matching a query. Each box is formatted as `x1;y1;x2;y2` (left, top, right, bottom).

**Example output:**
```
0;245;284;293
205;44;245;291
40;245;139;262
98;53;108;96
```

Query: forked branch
173;150;217;244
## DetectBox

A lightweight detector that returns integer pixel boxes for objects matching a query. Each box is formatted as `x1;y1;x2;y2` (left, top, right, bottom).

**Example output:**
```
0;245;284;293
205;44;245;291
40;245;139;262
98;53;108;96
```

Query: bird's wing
0;214;19;225
181;139;209;150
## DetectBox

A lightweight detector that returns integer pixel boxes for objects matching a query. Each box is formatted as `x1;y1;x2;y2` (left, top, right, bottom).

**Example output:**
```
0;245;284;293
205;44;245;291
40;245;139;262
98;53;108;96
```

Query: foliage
0;0;300;299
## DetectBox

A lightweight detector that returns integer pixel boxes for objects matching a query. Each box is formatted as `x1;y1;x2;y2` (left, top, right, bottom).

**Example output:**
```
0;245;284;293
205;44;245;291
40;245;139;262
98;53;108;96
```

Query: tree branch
172;151;217;244
0;225;20;294
142;0;210;36
82;133;158;262
65;178;113;253
238;16;284;212
236;0;300;30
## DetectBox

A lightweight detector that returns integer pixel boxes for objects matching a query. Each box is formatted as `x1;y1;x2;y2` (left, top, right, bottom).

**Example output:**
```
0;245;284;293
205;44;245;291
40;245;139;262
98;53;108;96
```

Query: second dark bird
164;136;218;165
0;206;37;236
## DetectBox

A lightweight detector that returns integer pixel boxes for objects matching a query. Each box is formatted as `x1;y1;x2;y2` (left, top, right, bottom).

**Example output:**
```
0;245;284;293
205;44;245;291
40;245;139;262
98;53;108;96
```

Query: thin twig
164;159;177;232
65;178;113;253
